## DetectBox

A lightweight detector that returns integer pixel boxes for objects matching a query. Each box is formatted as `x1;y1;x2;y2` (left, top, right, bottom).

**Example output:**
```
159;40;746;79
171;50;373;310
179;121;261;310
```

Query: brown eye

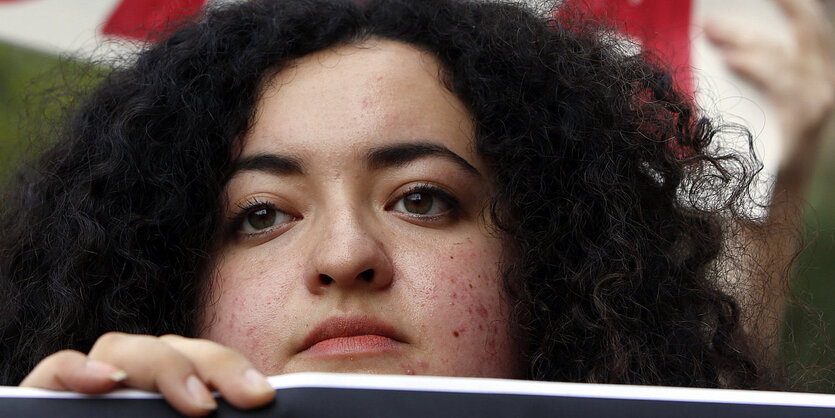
403;193;434;214
392;189;452;216
240;207;294;232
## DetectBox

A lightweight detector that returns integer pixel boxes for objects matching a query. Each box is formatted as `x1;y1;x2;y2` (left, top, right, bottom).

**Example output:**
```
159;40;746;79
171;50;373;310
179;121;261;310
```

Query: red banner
102;0;207;41
560;0;693;95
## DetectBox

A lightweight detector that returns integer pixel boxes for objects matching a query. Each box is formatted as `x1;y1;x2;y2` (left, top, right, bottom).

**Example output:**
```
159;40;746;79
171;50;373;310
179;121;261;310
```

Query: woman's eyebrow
230;154;306;177
366;142;482;177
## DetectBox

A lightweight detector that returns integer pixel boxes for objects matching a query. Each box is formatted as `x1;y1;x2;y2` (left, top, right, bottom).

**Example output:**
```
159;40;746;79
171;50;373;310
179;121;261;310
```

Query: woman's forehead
274;39;440;85
241;39;485;175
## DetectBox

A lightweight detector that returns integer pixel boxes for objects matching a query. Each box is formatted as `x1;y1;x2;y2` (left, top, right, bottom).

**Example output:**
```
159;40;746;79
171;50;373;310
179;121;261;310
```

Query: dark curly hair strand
0;0;774;389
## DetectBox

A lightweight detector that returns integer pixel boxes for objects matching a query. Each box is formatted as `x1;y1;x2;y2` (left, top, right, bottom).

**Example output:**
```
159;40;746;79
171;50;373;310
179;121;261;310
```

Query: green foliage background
0;41;833;391
0;42;59;172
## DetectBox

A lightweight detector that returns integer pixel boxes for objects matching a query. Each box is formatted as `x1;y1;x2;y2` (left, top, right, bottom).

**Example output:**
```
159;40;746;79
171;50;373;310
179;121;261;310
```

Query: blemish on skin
246;326;256;337
452;292;457;299
450;255;454;259
476;305;488;319
453;331;460;338
484;324;500;356
225;312;238;332
468;283;473;289
405;369;415;375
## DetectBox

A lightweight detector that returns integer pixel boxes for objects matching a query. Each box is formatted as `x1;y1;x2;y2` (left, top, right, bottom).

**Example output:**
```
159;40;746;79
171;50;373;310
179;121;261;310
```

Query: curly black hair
0;0;774;388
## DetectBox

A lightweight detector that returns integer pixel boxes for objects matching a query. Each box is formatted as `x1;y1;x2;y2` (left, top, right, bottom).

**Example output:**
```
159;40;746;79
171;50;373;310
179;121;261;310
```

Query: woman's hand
705;0;835;175
19;333;275;416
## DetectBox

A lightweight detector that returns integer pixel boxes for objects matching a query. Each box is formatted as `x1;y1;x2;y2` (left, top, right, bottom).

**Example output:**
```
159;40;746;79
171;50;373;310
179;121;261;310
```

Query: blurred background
1;0;834;391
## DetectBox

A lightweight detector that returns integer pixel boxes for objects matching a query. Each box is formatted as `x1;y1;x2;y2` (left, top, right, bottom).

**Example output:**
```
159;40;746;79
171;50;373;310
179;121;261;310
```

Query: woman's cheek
407;239;521;378
201;258;298;373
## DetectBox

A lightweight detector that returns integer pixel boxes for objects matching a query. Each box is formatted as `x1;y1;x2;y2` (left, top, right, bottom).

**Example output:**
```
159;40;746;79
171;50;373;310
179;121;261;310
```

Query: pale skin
202;41;519;379
21;40;522;416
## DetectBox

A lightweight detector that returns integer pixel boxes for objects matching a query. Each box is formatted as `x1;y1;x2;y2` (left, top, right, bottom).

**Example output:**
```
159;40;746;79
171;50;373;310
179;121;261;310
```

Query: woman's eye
392;191;451;216
240;207;294;232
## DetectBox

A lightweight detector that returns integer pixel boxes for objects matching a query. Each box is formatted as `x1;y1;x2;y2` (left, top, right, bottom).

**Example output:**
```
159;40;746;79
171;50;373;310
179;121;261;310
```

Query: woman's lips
305;334;399;355
300;315;404;356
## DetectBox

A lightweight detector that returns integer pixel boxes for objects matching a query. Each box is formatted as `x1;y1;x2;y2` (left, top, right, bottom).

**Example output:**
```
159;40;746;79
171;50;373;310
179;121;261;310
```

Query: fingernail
109;370;128;383
85;360;127;382
244;368;273;395
186;375;217;410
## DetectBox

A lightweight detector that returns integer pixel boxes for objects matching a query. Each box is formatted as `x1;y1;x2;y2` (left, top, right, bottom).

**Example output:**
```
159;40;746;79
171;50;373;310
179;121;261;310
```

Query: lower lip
305;335;399;356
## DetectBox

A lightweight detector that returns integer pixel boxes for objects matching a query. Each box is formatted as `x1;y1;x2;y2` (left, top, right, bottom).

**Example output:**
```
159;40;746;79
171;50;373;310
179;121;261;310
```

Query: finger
20;350;127;393
703;20;795;91
703;20;761;49
774;0;834;50
775;0;819;21
160;335;275;410
721;47;789;91
88;332;218;416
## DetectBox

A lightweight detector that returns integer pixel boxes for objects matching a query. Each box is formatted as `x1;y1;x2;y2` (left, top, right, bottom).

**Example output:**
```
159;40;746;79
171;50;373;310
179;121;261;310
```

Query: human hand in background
704;0;834;350
705;0;835;177
19;333;275;416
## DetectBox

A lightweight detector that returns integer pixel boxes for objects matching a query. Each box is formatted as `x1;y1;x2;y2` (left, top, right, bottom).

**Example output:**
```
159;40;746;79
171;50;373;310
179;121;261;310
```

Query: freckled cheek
433;244;505;315
410;243;518;377
201;259;298;372
433;263;507;342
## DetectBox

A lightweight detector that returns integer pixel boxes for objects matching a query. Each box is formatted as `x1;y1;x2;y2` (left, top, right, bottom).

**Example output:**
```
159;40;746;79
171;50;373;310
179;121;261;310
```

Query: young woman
0;0;798;415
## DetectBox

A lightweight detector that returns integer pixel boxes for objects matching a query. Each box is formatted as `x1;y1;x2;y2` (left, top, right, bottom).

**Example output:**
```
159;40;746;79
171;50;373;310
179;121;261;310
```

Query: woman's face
201;40;522;378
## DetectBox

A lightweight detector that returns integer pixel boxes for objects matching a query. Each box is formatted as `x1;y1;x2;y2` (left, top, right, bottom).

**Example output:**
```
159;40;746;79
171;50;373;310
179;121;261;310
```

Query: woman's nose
304;210;394;294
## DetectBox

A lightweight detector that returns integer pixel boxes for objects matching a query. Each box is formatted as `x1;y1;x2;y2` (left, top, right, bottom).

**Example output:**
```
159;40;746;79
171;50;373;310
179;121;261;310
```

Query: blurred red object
102;0;207;41
560;0;693;96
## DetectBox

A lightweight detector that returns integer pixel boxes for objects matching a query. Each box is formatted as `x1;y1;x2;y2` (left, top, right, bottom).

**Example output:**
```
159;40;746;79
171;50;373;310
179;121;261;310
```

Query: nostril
319;274;334;285
359;269;374;282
